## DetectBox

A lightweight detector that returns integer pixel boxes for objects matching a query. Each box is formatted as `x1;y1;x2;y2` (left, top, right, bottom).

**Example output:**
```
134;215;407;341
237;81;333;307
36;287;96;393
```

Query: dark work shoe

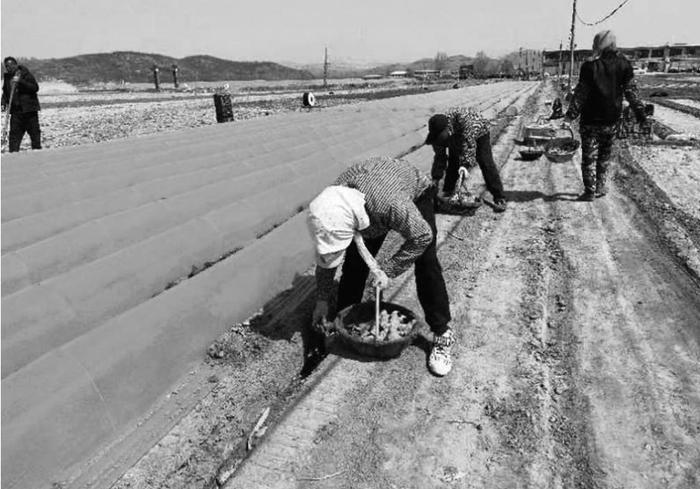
595;183;608;198
577;191;595;202
493;198;507;213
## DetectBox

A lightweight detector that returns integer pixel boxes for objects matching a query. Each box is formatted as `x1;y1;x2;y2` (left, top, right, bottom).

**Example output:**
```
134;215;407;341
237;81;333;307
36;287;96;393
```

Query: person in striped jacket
307;156;455;376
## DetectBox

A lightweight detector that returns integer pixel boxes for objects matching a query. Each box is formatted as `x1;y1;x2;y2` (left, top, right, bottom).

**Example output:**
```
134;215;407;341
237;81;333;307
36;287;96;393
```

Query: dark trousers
444;134;504;201
336;187;452;335
9;111;41;152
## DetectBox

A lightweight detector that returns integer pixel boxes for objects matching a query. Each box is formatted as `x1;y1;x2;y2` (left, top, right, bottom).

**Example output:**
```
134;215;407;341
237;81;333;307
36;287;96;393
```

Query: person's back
335;156;429;212
578;50;635;125
564;30;646;200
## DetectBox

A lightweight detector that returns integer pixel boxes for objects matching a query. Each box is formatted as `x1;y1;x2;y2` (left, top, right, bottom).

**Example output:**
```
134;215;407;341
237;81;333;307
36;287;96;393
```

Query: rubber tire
302;92;316;107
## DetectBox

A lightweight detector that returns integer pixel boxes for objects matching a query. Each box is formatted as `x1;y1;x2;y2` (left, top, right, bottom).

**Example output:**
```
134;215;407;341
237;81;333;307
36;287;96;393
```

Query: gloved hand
370;268;390;290
311;300;330;332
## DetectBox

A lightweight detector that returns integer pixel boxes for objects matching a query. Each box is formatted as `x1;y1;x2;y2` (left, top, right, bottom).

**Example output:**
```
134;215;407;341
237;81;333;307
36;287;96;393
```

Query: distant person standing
2;57;41;152
564;30;646;200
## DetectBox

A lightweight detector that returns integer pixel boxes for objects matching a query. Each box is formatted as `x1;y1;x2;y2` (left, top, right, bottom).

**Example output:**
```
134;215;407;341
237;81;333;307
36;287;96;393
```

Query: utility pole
524;50;528;79
152;65;160;92
568;0;577;91
519;47;523;78
541;49;545;79
323;47;329;88
558;41;563;85
171;64;179;89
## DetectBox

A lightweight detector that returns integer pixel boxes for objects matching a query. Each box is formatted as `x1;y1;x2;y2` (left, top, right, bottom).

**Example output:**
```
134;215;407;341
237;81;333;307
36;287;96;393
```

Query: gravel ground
39;98;217;148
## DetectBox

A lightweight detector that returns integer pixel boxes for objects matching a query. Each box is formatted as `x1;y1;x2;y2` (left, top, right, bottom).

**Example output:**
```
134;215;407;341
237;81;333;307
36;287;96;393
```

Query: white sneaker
428;328;455;376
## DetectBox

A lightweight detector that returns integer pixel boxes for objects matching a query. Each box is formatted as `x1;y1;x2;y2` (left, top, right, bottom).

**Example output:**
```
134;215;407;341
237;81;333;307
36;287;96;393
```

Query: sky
1;0;698;66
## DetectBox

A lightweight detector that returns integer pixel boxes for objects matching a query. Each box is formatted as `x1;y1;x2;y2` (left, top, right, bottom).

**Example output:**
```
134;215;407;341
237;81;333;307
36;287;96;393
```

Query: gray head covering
593;30;617;53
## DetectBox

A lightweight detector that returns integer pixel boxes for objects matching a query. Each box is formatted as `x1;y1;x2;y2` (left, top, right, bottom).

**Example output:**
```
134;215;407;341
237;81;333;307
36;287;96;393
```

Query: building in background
414;69;441;80
542;43;700;78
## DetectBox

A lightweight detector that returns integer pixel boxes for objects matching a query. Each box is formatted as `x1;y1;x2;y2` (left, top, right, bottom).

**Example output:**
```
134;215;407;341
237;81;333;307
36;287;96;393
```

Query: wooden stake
375;286;381;339
568;0;577;91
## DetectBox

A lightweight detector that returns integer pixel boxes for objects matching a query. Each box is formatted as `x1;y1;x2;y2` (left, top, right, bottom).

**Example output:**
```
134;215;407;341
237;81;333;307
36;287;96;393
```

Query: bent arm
431;145;448;181
16;69;39;94
622;66;646;122
314;265;337;302
565;65;591;121
383;202;432;278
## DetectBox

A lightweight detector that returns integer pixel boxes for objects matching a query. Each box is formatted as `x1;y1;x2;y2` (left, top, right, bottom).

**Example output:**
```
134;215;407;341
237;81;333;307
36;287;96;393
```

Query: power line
576;0;630;26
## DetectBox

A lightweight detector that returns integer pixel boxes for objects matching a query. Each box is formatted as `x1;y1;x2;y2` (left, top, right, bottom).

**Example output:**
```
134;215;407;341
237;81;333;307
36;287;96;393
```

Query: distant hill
364;55;475;76
280;54;477;78
284;57;391;79
17;51;315;84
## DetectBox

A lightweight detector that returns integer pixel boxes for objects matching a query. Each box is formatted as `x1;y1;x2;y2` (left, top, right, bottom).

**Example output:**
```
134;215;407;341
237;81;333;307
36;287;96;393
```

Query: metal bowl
544;138;580;163
519;148;544;160
435;194;482;215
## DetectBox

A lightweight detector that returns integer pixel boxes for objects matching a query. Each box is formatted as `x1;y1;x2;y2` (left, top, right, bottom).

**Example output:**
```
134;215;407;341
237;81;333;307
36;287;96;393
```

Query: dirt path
225;87;700;489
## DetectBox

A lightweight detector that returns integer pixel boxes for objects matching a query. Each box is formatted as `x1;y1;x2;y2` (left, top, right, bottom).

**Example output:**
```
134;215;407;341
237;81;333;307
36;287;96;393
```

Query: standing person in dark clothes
307;156;455;376
564;30;647;200
426;106;507;212
2;57;41;152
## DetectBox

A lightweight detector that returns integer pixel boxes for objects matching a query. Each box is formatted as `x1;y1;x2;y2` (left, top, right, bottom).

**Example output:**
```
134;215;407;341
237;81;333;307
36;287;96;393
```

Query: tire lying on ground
302;92;316;107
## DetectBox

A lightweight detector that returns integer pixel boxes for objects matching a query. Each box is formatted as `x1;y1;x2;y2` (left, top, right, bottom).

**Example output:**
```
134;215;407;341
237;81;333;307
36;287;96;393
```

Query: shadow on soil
206;274;325;377
505;190;582;203
214;267;437;380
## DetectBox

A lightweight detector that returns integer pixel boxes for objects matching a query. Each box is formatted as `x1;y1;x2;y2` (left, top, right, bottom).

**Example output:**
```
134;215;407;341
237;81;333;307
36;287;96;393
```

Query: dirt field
5;77;699;488
11;78;466;150
82;81;700;489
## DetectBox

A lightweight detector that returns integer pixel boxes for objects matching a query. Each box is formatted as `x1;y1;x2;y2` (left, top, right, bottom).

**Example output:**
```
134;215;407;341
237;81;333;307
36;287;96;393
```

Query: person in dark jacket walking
564;31;646;200
307;156;455;376
425;106;507;212
2;57;42;152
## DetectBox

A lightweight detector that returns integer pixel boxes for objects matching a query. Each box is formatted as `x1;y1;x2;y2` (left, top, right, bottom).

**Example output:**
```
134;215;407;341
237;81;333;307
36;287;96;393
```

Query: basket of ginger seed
331;300;423;359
